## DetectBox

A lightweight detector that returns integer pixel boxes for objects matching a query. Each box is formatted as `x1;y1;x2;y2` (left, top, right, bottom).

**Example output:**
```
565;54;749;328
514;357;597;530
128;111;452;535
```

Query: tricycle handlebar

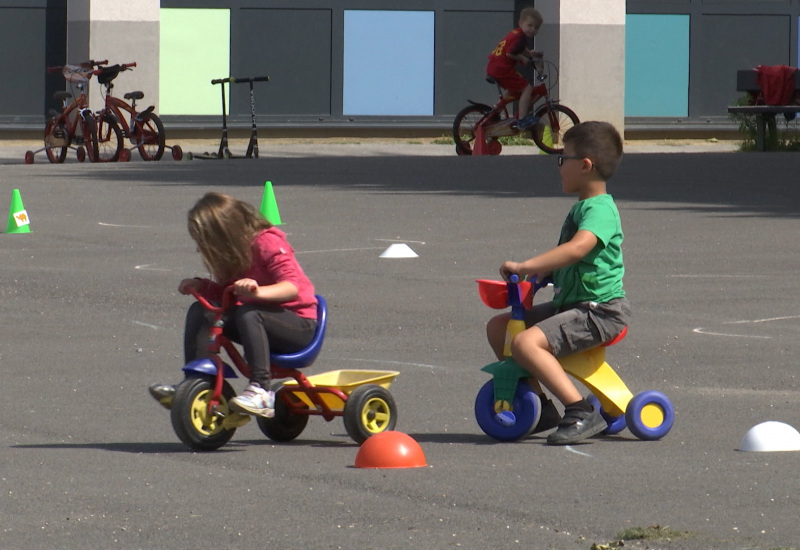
188;285;237;314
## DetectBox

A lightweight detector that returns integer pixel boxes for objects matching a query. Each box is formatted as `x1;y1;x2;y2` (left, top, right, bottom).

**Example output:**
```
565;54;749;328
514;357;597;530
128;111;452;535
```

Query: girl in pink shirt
150;192;317;417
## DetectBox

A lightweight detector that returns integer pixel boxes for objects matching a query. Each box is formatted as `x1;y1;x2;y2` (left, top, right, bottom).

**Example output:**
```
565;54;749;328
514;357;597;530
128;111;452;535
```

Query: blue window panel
344;10;434;116
625;14;690;117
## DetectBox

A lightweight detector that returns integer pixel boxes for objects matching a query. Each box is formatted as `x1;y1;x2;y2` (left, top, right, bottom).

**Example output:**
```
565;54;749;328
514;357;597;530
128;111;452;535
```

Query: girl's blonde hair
187;192;272;282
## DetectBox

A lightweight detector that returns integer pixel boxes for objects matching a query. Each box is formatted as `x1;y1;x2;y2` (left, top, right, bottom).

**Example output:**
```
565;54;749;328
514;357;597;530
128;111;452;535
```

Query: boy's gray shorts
524;298;631;358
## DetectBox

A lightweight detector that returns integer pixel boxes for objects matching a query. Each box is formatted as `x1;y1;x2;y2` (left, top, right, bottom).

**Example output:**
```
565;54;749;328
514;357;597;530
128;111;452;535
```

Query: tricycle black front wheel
170;376;237;451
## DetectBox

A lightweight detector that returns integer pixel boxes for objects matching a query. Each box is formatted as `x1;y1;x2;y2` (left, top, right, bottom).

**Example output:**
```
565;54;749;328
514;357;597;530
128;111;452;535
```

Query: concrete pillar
67;1;160;112
536;0;626;135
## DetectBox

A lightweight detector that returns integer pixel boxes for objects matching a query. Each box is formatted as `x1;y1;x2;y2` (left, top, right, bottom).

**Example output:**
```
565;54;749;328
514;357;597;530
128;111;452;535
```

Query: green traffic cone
6;189;31;234
260;181;283;225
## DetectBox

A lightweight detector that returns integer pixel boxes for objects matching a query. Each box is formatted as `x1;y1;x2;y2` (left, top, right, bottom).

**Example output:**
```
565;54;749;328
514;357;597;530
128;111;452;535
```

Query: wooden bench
727;69;800;151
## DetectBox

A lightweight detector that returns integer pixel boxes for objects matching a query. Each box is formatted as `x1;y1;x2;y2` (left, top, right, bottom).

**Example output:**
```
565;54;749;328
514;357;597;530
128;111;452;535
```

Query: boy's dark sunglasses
557;155;584;167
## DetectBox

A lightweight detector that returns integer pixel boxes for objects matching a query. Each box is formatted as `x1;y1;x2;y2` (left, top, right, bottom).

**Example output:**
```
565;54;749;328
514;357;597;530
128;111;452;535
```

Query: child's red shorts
487;68;529;96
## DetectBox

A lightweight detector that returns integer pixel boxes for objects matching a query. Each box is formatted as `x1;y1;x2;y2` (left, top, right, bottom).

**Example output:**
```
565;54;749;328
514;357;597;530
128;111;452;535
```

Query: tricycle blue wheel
586;394;627;435
625;390;674;440
475;380;541;441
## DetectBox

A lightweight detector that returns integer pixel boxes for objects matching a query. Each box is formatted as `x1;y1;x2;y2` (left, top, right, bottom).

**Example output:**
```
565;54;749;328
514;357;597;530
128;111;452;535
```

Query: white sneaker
230;384;275;418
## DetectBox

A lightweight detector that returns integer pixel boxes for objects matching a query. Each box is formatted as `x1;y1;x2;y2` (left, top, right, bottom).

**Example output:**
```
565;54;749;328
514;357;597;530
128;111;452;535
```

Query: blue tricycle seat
270;295;327;370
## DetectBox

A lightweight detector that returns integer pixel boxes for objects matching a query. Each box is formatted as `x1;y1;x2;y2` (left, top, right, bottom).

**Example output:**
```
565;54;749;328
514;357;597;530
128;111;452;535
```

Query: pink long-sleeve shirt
198;228;317;319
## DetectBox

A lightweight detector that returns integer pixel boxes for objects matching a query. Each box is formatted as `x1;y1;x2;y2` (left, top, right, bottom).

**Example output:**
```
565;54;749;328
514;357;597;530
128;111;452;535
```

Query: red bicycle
93;62;181;162
25;62;104;164
452;57;579;156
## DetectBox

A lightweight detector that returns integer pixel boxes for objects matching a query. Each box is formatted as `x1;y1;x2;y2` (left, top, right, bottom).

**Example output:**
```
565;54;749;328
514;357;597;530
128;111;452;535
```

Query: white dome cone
739;421;800;452
379;243;418;258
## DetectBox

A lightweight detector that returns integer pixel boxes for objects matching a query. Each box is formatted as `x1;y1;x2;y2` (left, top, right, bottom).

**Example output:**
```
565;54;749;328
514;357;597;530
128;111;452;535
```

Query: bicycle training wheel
531;104;580;155
452;104;493;156
134;112;166;161
95;113;124;162
79;114;99;163
170;376;237;451
44;119;68;163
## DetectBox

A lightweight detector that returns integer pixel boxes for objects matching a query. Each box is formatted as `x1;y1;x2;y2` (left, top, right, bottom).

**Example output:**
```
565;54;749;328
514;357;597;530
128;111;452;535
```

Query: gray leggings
184;301;317;389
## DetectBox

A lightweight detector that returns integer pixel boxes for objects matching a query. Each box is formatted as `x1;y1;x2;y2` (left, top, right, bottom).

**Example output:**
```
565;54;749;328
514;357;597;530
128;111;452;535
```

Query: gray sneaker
149;384;176;410
546;405;606;445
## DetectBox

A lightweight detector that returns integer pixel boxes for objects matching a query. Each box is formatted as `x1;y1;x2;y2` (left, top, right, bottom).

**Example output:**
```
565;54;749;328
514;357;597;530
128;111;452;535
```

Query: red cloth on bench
755;65;798;105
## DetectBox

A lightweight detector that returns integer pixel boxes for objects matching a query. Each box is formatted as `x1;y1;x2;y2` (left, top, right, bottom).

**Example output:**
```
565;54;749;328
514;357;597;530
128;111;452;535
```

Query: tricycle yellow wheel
344;384;398;444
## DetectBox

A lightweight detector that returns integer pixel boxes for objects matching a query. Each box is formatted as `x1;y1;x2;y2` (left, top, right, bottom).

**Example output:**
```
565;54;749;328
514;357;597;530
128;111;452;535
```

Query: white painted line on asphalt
133;320;160;330
135;264;171;271
337;357;448;370
98;222;152;228
693;314;800;339
692;328;771;339
565;446;592;457
373;238;427;245
728;315;800;324
297;247;386;254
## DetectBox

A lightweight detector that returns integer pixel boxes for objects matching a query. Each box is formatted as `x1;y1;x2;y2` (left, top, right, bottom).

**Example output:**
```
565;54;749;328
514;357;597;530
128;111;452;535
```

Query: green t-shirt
552;194;625;308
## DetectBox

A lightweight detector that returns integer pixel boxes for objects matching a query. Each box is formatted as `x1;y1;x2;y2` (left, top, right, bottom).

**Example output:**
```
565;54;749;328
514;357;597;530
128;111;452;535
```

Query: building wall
626;0;800;127
2;0;800;132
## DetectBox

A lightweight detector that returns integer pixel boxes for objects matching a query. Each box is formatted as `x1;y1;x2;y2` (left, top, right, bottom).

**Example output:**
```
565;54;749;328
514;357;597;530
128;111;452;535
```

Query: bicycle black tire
134;111;166;161
80;113;100;162
531;104;580;155
452;104;494;156
95;111;124;162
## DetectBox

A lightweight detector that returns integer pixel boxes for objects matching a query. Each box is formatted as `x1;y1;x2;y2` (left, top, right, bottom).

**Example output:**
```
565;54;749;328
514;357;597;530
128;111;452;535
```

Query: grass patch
498;134;534;146
431;135;454;145
591;525;686;549
430;133;535;147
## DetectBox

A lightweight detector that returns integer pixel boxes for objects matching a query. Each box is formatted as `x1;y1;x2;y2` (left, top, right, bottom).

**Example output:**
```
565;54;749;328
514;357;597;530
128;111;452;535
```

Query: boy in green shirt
486;121;631;445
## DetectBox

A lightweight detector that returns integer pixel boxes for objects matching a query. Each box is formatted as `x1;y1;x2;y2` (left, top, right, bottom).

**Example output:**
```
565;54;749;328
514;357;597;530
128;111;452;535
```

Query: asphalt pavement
1;138;798;550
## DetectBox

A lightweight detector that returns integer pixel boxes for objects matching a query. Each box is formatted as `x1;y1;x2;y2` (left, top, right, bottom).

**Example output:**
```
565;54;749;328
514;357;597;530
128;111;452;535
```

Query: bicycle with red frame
24;61;105;164
93;62;182;162
165;286;400;451
452;57;579;156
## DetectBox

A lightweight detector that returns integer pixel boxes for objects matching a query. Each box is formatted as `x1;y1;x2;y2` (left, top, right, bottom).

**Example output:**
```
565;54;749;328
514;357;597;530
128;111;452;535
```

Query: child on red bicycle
149;192;318;418
486;7;543;130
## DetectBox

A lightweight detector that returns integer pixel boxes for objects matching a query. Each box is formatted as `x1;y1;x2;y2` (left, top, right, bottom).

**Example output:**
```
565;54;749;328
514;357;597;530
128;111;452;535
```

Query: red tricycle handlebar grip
188;285;237;314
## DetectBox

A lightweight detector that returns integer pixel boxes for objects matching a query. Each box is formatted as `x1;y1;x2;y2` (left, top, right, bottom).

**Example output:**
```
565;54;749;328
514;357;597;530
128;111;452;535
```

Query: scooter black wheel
170;376;237;451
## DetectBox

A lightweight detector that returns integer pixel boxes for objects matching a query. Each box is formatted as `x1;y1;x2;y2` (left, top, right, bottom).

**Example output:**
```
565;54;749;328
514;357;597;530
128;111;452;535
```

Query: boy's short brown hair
563;121;623;181
519;7;543;27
